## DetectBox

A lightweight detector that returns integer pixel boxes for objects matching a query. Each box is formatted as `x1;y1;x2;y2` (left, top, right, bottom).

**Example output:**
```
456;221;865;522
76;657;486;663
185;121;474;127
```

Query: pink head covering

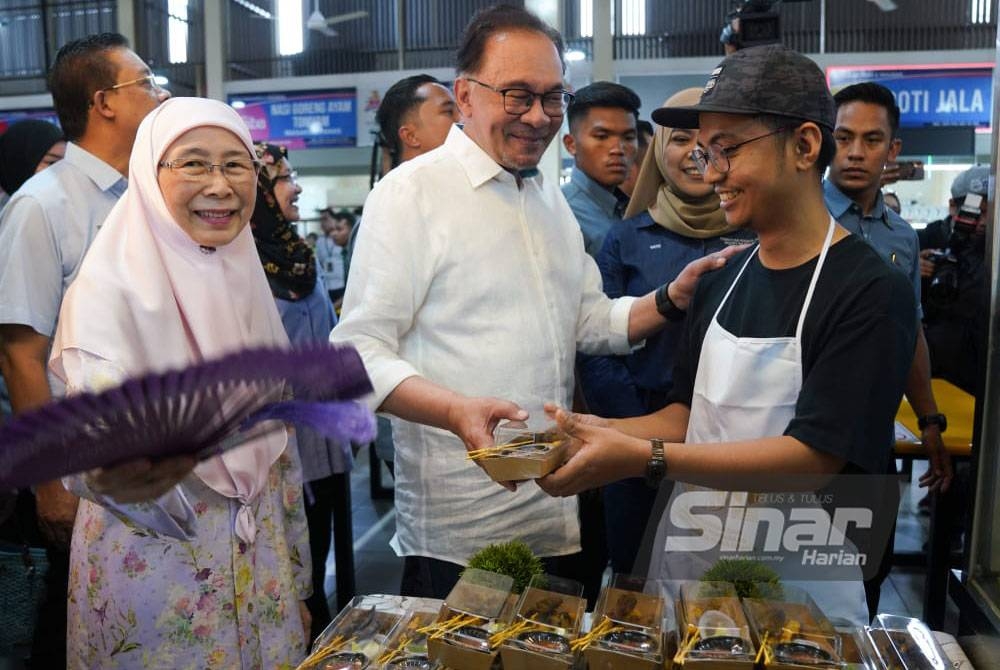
51;97;289;543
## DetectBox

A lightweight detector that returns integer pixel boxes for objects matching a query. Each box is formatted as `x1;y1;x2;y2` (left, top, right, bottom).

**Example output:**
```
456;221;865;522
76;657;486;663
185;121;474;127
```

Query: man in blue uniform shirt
561;81;640;257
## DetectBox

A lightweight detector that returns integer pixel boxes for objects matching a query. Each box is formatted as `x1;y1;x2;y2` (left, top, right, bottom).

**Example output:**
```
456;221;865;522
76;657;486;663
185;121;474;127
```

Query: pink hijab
51;97;289;543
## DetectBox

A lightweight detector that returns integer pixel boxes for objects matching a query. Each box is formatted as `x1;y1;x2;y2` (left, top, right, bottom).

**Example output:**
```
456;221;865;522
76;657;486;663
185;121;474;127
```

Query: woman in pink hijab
50;97;312;669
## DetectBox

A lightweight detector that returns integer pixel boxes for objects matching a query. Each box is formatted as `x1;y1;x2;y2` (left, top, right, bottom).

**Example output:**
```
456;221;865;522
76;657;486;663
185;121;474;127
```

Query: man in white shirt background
0;32;169;666
331;4;734;598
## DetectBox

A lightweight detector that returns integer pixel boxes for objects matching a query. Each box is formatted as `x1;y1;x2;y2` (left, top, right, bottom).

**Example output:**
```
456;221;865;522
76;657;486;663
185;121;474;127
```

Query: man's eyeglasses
465;77;574;116
99;74;163;94
274;171;299;184
158;158;263;183
691;125;794;176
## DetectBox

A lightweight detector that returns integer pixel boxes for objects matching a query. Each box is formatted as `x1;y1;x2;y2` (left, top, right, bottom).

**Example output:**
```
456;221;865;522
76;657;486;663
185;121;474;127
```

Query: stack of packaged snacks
373;608;442;670
578;576;666;670
497;574;586;670
424;568;516;670
467;422;569;482
742;587;845;669
861;614;949;670
297;596;405;669
674;581;756;669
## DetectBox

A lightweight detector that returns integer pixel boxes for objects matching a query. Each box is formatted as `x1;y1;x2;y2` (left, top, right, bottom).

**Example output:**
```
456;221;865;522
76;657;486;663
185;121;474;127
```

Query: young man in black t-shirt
538;46;915;623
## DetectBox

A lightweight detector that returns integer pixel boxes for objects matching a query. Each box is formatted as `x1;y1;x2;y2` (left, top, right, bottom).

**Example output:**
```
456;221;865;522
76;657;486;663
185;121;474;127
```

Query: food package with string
581;575;667;670
372;606;443;670
742;585;846;670
467;421;569;482
296;595;408;670
497;573;586;670
424;568;517;670
674;581;756;669
860;613;950;670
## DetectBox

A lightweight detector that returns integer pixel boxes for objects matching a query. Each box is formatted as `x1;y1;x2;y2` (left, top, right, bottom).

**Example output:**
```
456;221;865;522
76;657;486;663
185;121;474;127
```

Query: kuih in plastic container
424;568;516;670
469;422;568;482
862;613;949;670
498;574;586;670
742;585;845;670
674;581;756;669
297;596;404;669
581;575;666;670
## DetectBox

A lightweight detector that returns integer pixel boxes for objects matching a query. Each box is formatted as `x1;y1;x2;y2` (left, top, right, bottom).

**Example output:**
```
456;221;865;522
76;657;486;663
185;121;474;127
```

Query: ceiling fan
306;3;368;37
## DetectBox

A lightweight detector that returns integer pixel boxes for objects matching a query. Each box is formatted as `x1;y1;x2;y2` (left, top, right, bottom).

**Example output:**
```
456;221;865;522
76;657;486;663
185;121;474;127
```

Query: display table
894;378;974;629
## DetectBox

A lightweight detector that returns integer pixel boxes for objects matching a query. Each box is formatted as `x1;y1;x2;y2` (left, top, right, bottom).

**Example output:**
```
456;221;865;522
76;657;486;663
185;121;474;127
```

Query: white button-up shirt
331;126;636;564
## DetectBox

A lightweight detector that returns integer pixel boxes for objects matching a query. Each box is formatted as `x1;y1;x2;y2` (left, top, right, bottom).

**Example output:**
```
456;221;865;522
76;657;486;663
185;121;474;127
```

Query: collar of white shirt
445;124;546;190
64;142;126;194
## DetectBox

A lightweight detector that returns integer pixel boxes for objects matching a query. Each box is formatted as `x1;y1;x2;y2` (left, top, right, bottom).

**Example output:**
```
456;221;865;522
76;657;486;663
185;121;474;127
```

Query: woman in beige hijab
577;88;754;575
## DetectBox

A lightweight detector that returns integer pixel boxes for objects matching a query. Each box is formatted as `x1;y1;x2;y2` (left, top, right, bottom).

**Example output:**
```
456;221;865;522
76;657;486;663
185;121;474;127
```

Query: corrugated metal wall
0;0;116;82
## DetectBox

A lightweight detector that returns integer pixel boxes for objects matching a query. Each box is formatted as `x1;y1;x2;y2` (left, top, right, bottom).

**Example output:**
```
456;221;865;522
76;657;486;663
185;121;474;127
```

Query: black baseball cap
652;45;835;131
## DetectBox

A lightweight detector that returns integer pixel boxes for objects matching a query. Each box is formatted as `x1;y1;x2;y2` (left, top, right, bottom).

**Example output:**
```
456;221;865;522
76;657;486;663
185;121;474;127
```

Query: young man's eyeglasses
273;171;299;184
691;125;794;175
158;159;263;182
465;77;574;116
99;74;163;94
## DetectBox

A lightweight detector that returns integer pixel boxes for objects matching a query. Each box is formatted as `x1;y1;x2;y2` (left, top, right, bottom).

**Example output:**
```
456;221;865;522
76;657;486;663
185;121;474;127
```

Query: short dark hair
833;82;900;137
758;114;836;177
566;81;641;131
376;74;441;166
456;4;564;76
48;32;130;141
637;120;654;146
336;210;357;228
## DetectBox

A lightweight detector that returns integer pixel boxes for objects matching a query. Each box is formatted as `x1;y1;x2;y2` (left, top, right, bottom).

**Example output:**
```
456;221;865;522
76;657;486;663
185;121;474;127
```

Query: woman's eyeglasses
158;159;263;182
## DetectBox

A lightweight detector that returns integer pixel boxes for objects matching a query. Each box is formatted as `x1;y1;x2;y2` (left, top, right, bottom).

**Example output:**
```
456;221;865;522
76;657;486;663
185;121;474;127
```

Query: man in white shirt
331;4;732;597
0;32;168;665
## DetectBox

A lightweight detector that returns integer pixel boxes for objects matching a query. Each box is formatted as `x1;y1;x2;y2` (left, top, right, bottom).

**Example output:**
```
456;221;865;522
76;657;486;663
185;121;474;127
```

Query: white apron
644;218;869;626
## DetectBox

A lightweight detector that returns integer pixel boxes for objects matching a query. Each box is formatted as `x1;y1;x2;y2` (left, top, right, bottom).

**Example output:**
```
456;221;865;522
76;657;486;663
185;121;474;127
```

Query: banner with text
827;64;992;129
229;89;356;149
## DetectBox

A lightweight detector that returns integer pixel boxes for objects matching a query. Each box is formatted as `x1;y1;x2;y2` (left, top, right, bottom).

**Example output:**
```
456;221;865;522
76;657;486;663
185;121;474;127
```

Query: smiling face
828;101;900;202
157;126;256;247
662;128;713;199
564;106;638;189
455;29;565;171
271;157;302;222
696;113;791;229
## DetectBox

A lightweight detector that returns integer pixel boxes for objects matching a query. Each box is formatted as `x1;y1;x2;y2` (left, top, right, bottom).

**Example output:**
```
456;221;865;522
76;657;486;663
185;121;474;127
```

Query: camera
719;0;810;50
926;193;985;308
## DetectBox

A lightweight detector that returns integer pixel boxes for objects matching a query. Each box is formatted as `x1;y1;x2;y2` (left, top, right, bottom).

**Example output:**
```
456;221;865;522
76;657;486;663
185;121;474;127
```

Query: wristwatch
645;438;667;488
655;283;686;322
917;413;947;432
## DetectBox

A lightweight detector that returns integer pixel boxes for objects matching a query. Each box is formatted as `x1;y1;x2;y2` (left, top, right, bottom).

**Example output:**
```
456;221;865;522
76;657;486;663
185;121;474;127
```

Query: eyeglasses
691;125;794;176
465;77;574;116
158;158;263;182
99;74;163;93
274;171;299;184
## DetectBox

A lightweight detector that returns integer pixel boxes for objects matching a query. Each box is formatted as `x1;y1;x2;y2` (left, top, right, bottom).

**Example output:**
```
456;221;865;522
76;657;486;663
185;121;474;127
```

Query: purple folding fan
0;343;375;489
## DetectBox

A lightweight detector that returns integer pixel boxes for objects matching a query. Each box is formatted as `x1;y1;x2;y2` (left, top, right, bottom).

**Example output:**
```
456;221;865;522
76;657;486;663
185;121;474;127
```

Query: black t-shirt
667;235;917;475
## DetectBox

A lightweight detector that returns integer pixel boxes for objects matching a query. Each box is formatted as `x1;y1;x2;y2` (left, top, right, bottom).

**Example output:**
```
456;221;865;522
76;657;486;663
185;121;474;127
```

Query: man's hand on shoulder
668;244;748;311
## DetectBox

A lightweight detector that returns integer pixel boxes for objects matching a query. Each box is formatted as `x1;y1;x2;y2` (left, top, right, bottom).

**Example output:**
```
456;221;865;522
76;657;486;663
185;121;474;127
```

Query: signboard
0;109;60;135
229;89;356;149
827;64;992;129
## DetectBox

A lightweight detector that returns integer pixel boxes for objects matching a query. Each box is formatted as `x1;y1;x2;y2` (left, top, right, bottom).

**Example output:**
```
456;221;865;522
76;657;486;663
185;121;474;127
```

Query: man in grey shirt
0;32;168;666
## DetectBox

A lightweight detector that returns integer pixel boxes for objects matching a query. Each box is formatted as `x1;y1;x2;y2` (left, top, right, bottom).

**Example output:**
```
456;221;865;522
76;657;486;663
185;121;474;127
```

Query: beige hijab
624;88;735;239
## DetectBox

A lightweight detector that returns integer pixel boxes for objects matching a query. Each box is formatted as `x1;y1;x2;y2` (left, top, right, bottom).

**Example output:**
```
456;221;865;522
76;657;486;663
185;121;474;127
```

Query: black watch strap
917;413;947;432
655;283;686;322
645;438;667;488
